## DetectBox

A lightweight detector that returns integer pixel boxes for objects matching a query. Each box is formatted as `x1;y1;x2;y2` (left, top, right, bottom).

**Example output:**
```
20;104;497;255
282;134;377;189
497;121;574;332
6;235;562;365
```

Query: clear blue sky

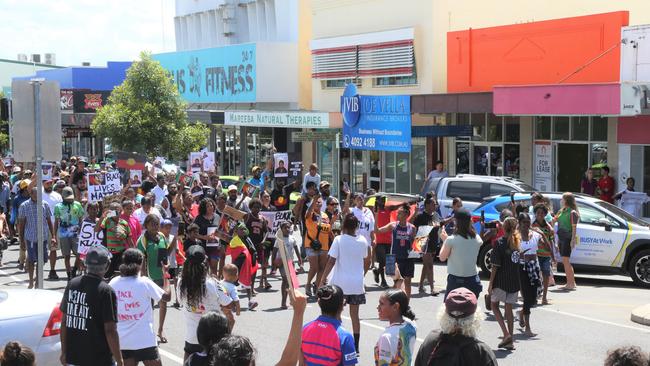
0;0;176;67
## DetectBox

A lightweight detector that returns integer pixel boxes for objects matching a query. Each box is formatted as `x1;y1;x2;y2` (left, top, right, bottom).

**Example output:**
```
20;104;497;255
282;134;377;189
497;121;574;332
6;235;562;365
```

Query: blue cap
161;219;173;227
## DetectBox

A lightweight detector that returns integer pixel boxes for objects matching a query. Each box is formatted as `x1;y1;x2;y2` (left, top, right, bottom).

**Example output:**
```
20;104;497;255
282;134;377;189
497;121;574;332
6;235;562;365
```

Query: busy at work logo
188;56;202;97
341;83;360;127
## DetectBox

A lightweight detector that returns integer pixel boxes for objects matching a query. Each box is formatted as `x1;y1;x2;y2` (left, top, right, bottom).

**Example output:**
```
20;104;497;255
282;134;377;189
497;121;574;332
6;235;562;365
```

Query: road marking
537;306;650;333
0;268;27;284
341;315;425;343
159;347;184;365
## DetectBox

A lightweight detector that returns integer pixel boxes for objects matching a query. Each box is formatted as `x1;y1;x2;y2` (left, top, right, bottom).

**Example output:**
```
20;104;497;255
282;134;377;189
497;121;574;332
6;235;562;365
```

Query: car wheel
629;249;650;289
478;245;493;275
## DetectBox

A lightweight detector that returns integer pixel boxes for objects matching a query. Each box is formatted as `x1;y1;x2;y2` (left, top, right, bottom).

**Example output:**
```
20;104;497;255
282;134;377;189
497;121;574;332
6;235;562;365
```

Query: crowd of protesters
0;156;648;366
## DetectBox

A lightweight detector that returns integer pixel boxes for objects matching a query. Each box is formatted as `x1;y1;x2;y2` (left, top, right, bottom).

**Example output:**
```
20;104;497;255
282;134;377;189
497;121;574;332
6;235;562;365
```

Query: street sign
291;130;338;142
11;80;62;162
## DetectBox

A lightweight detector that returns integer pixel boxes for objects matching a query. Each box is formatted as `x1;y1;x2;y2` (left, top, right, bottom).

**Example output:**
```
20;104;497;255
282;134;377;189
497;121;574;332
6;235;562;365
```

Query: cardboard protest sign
289;161;302;178
273;153;289;178
102;193;125;209
153;157;166;173
78;220;105;258
88;171;122;202
202;152;215;172
259;210;292;239
129;170;142;187
189;152;202;173
240;182;258;198
411;225;434;258
41;161;53;181
223;205;247;221
276;236;300;294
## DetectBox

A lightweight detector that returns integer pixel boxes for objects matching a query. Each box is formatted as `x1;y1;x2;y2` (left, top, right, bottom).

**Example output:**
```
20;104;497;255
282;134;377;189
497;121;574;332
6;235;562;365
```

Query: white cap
228;185;238;192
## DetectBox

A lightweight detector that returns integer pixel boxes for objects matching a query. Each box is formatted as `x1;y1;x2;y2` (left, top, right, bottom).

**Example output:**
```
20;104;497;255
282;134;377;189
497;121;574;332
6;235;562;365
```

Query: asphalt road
1;242;649;366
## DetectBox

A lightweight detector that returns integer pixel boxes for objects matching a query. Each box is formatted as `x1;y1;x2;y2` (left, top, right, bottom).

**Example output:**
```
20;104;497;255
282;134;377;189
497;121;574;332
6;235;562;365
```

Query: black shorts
559;237;573;257
184;342;203;355
121;347;159;362
344;294;366;305
375;244;389;267
396;258;415;278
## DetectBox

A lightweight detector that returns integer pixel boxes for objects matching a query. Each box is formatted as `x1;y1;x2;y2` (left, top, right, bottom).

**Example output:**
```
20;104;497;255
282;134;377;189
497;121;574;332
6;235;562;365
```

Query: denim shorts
305;248;325;257
538;256;552;276
26;241;48;263
445;274;483;300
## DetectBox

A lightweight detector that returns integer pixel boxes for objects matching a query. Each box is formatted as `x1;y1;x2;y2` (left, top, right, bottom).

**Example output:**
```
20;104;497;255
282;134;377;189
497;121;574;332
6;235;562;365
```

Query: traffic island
631;304;650;326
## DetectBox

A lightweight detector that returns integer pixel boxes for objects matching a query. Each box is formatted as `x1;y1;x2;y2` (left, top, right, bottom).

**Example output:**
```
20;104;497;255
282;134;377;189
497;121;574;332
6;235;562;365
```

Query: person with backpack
414;287;497;366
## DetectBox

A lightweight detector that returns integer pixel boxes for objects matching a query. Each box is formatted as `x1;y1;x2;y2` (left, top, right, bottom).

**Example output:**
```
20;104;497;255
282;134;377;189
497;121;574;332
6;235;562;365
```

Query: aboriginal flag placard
115;152;147;171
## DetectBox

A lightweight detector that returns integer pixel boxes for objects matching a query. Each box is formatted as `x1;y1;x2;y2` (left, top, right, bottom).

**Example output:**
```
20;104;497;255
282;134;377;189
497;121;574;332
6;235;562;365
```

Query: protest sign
78;220;104;258
223;205;247;221
202;152;215;172
259;210;292;239
42;161;53;181
273;153;289;178
276;236;300;294
240;182;258;197
129;170;142;187
411;225;434;258
189;152;202;173
115;151;146;170
88;171;122;202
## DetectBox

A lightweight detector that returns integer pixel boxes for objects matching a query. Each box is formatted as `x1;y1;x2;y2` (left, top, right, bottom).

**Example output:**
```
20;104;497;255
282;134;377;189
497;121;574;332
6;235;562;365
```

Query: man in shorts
54;186;85;281
18;187;56;289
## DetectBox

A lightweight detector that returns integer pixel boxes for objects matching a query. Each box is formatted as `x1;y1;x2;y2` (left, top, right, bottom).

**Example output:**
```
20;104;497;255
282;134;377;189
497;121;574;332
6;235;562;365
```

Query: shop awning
493;82;650;116
187;110;224;124
411;92;492;114
411;125;472;137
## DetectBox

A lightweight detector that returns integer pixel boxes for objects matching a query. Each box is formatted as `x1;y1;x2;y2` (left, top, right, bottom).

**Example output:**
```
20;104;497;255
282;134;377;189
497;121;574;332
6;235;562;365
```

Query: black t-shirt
414;331;497;366
246;214;267;246
184;352;209;366
413;211;441;253
60;274;118;366
193;214;220;248
490;237;521;293
270;188;289;211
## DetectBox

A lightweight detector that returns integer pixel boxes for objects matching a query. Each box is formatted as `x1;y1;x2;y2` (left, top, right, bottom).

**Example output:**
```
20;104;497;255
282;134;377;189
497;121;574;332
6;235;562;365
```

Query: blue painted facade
13;61;131;90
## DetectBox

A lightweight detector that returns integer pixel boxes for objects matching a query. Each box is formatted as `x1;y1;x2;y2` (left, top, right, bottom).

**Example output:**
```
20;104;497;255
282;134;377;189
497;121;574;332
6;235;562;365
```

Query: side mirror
597;218;613;231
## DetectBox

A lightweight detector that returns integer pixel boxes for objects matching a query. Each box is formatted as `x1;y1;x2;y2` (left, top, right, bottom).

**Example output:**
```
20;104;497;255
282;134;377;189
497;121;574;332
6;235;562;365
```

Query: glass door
472;144;503;176
369;151;381;191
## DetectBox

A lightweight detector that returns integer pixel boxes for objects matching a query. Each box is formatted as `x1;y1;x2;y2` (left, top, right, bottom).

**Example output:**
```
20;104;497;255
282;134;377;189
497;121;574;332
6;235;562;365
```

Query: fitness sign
340;83;411;152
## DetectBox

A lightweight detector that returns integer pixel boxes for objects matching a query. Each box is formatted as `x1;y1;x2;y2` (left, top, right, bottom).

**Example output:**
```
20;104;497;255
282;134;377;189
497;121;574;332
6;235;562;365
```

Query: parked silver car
0;289;63;365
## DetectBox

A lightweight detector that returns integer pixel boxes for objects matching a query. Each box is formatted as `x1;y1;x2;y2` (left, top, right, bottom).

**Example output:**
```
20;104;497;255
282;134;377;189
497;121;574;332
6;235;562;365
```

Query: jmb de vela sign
341;83;411;153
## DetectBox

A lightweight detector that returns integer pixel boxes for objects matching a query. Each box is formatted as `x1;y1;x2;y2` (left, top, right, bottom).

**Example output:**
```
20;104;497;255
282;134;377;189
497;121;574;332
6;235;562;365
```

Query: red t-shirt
598;176;615;203
375;209;392;245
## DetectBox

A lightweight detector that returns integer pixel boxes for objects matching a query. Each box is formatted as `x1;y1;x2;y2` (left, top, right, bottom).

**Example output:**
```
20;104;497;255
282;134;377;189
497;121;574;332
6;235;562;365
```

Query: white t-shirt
520;231;541;261
374;320;417;364
426;170;449;180
222;281;240;302
151;185;168;205
109;275;164;350
42;190;62;221
134;207;162;226
179;277;232;344
351;207;375;246
328;234;368;295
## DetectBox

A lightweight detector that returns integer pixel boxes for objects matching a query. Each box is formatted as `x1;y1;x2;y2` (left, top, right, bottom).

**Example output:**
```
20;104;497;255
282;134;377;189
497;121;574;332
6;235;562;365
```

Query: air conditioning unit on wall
44;53;56;65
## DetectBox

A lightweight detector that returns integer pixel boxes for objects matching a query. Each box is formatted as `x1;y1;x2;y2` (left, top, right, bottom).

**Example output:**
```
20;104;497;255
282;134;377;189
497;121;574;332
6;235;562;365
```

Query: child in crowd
375;289;417;365
227;223;258;310
161;218;183;308
222;264;241;318
274;221;302;309
183;223;201;251
185;311;231;366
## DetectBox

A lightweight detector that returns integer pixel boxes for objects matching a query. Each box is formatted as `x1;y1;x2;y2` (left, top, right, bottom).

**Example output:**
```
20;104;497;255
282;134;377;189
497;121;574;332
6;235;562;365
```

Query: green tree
0;91;9;153
92;51;208;160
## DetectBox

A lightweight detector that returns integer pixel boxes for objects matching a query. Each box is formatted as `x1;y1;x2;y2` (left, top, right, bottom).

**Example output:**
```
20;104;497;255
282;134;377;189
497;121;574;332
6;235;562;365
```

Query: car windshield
594;201;649;226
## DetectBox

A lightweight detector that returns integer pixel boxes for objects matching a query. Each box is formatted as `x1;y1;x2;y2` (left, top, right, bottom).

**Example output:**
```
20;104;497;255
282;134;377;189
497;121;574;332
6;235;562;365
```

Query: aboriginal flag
115;152;146;170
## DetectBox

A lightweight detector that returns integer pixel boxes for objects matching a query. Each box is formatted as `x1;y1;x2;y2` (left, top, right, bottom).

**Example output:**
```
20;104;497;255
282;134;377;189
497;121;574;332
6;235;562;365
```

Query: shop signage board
291;130;338;142
534;141;553;191
340;84;411;152
225;111;329;129
153;44;256;103
73;90;111;113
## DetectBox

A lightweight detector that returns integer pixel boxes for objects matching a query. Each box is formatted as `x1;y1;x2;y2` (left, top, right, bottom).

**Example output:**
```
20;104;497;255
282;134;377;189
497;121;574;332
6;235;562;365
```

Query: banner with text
225;111;329;129
260;210;292;239
78;221;104;257
341;84;411;152
153;44;256;103
534;141;552;191
88;171;122;202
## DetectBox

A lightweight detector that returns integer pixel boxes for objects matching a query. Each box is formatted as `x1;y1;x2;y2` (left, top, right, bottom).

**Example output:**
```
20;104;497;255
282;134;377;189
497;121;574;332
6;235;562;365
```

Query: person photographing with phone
97;202;134;279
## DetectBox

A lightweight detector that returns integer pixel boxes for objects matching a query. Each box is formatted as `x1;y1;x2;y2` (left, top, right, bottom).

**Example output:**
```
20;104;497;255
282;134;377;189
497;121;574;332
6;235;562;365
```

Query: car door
571;201;628;266
441;180;484;217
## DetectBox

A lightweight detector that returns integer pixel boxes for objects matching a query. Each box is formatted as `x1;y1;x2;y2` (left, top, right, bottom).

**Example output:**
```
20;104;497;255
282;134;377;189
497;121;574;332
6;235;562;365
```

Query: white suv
421;174;535;217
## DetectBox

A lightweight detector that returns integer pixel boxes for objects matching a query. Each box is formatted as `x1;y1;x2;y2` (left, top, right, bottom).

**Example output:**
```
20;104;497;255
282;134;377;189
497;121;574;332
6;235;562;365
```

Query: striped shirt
302;315;357;366
18;199;51;242
100;217;131;253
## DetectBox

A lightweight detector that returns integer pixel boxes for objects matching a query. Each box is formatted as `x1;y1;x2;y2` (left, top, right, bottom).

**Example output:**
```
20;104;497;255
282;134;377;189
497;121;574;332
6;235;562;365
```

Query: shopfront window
351;149;364;192
535;116;551;140
591;116;608;141
317;140;334;188
572;116;589;140
553;117;570;140
410;141;426;193
453;114;519;178
384;152;395;192
246;127;273;172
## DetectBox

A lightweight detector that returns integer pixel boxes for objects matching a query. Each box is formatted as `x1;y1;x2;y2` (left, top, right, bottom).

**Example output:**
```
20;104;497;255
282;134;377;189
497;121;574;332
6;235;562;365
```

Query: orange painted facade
447;11;629;93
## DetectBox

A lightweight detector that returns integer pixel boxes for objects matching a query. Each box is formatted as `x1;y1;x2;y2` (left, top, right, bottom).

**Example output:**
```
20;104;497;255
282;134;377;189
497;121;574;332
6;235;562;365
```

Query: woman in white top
320;213;369;353
516;213;548;337
343;192;375;274
109;248;171;366
375;289;417;366
179;245;234;361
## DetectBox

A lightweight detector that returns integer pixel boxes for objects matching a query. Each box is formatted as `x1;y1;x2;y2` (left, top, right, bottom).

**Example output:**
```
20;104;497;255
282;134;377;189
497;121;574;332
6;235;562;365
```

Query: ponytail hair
502;217;520;251
384;289;416;320
0;341;35;366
